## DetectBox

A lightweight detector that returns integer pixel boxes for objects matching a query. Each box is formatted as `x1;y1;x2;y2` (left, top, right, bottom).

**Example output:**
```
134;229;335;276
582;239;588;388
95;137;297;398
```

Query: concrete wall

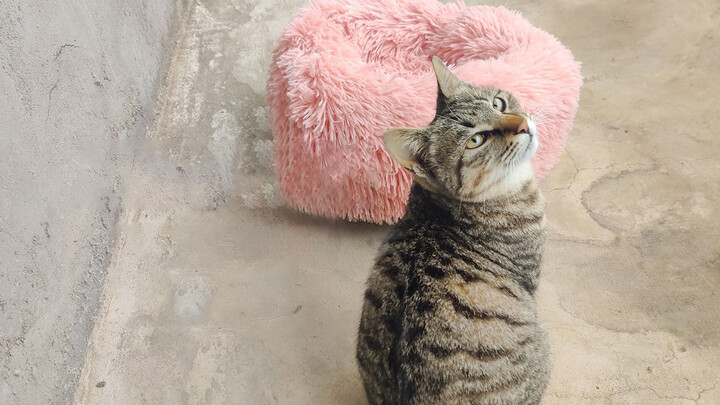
0;0;187;403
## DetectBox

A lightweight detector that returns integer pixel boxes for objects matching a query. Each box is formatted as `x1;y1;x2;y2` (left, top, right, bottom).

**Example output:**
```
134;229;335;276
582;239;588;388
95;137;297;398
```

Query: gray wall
0;0;187;403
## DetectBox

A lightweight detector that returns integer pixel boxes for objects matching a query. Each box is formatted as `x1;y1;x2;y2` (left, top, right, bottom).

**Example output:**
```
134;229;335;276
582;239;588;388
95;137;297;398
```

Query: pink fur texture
268;0;582;224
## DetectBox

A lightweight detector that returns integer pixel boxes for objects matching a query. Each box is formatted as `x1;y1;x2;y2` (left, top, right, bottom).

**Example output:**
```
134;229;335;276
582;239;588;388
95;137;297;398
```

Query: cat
356;56;549;405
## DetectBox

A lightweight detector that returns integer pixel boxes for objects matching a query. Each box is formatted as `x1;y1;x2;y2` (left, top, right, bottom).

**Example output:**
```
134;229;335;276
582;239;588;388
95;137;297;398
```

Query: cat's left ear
432;56;465;99
383;127;427;177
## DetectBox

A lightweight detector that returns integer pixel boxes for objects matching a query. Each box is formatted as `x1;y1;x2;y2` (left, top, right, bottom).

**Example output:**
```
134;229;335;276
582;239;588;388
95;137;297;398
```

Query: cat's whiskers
528;108;562;127
528;106;552;119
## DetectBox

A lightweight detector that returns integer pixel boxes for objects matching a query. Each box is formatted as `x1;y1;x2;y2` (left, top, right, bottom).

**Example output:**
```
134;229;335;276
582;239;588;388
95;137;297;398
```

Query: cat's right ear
383;127;426;175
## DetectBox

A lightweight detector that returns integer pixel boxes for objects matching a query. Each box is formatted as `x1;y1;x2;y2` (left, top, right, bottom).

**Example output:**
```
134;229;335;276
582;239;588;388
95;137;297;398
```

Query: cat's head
384;56;538;201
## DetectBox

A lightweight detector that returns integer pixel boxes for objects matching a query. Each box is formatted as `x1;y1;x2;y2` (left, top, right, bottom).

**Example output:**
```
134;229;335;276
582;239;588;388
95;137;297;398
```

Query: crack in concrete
46;77;60;123
565;151;579;189
54;43;80;60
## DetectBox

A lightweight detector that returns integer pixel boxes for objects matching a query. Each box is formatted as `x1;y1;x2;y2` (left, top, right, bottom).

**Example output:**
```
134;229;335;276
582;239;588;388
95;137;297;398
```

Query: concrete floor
73;0;720;404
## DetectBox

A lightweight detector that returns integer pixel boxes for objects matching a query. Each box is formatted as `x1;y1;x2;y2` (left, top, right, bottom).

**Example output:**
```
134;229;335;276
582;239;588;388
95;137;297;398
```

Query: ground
73;0;720;403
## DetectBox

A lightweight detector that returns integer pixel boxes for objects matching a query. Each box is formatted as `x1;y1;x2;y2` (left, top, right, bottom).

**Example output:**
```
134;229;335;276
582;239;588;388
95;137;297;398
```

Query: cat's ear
384;127;426;175
432;56;465;100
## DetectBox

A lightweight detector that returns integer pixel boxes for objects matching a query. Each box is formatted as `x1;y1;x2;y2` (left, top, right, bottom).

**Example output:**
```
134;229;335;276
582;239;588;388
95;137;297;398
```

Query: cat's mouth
527;117;538;138
523;129;539;159
517;117;538;158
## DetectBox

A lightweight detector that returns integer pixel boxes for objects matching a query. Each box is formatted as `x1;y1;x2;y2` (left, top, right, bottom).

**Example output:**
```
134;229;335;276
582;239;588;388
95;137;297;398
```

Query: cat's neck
412;161;536;204
405;172;541;224
462;162;536;203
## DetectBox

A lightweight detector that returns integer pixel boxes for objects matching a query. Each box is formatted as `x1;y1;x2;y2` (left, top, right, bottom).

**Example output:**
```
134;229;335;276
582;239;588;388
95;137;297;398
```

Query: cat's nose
497;114;529;135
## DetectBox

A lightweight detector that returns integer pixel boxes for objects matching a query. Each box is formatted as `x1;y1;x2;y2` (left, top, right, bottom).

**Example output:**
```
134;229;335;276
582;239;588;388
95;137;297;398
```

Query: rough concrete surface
0;0;188;404
4;0;717;404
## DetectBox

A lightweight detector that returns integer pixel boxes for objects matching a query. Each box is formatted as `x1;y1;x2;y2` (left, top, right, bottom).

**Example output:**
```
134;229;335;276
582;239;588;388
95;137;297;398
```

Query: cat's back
358;182;549;405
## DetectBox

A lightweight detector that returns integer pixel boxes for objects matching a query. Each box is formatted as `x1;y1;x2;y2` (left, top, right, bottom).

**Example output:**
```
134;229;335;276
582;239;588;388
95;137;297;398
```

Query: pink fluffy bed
268;0;582;224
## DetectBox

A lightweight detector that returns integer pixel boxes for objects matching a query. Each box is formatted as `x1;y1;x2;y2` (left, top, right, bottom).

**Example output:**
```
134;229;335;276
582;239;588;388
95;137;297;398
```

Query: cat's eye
466;134;486;149
492;97;507;112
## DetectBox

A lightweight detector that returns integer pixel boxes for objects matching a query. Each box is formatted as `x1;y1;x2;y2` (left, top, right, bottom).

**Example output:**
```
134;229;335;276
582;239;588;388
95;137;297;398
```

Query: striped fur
356;58;549;405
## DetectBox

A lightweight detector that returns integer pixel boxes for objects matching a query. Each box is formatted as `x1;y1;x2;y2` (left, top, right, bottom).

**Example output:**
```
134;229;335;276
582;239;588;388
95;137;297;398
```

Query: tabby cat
356;56;549;405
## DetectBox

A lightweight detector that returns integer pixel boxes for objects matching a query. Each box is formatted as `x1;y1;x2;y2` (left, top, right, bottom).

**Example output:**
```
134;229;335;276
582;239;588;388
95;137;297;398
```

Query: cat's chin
461;161;535;202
